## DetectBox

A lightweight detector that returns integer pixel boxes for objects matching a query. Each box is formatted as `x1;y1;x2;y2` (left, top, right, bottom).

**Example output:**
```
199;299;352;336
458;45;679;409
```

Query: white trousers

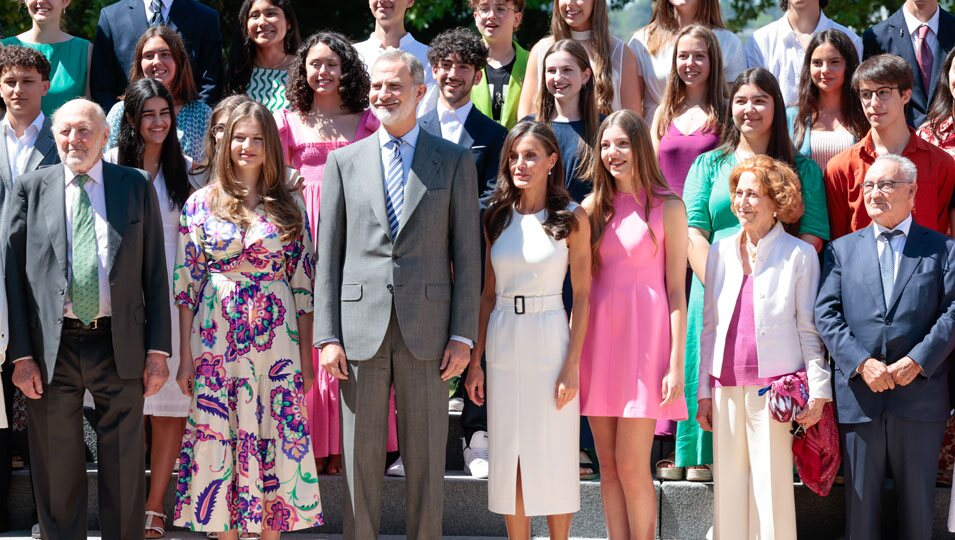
712;386;796;540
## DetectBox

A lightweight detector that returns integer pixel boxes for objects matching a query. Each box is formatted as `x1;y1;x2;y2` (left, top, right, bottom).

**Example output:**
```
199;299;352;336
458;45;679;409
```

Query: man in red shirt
825;54;955;239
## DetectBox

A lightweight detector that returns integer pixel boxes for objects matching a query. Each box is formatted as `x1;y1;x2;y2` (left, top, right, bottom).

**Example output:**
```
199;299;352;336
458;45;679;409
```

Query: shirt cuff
316;338;341;349
12;356;33;364
147;349;171;358
450;335;473;349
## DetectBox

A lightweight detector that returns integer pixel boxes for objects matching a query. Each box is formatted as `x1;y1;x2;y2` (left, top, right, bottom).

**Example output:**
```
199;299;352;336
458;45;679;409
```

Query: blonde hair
728;155;804;224
588;111;679;269
655;25;727;140
643;0;727;56
207;101;304;242
549;0;615;115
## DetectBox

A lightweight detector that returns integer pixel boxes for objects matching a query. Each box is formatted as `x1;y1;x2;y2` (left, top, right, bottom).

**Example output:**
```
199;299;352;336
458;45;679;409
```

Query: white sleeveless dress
486;204;580;516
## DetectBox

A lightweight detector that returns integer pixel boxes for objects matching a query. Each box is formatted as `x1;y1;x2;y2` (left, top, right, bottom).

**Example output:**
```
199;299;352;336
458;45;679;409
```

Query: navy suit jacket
419;105;507;209
91;0;223;111
862;7;955;128
815;222;955;424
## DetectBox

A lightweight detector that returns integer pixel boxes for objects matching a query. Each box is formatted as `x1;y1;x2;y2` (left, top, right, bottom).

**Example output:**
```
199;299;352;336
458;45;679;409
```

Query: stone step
9;468;955;538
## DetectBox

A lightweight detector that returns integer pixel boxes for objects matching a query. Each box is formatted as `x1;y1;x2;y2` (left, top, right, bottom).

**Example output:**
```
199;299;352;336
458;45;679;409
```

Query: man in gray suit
0;45;59;531
315;50;481;539
4;99;171;540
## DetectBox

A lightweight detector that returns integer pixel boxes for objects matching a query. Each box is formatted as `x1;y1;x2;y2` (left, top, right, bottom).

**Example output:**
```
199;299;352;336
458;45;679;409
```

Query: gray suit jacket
314;128;481;361
0;116;58;234
4;162;172;382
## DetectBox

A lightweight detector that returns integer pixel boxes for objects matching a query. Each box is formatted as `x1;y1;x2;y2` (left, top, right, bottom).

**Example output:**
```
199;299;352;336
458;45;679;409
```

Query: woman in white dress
103;78;202;539
518;0;642;117
628;0;746;122
467;121;592;540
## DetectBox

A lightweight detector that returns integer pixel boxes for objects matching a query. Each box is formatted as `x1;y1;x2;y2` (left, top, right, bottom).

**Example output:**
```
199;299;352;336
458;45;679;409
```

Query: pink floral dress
172;186;322;533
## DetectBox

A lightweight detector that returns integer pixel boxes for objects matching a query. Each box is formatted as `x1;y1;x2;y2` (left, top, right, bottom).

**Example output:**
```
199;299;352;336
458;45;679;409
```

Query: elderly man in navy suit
816;154;955;539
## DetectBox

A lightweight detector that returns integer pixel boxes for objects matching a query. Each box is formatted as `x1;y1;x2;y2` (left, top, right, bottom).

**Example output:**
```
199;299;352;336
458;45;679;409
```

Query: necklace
256;54;289;70
744;237;758;264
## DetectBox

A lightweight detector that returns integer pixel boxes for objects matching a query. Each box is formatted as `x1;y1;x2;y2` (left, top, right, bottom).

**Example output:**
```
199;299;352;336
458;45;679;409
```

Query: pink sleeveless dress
275;108;399;458
579;191;688;420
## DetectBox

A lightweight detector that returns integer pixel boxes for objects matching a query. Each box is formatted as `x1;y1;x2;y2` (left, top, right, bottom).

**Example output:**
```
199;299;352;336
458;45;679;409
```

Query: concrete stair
12;411;955;538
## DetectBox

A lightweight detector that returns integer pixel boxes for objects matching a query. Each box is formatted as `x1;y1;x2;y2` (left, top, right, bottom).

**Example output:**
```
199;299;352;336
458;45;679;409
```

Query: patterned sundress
246;68;289;113
172;186;323;533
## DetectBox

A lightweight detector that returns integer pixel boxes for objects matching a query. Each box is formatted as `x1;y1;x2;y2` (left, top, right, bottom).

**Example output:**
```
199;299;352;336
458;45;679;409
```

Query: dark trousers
0;366;15;531
459;359;487;440
27;324;145;540
841;413;946;540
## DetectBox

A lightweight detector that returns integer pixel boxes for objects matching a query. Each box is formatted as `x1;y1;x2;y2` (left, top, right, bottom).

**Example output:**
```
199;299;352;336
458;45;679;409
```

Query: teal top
246;68;289;113
2;36;89;117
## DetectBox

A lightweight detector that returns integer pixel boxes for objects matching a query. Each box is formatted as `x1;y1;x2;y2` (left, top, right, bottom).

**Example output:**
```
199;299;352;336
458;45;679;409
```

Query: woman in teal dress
3;0;90;115
223;0;301;112
104;26;212;163
676;68;829;478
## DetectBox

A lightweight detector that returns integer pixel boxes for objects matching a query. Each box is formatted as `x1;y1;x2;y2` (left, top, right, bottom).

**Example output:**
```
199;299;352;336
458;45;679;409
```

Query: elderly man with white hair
816;153;955;540
3;98;170;540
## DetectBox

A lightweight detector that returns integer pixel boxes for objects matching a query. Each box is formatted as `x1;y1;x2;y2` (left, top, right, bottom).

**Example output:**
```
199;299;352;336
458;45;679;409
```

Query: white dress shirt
873;214;912;282
745;12;863;106
2;112;45;184
63;161;112;320
143;0;172;25
902;4;939;58
436;100;473;144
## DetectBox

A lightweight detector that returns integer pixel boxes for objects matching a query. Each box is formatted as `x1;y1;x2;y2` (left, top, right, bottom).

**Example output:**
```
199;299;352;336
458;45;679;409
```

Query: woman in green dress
3;0;90;116
676;67;829;479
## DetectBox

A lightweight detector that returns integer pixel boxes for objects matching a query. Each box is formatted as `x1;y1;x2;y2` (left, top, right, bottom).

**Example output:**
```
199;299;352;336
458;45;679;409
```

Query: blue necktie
150;0;164;26
384;138;405;239
879;229;903;307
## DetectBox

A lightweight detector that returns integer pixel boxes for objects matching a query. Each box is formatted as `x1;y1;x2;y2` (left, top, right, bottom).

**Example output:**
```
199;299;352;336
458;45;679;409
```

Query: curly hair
729;155;805;224
224;0;302;97
127;25;199;103
484;121;577;243
0;45;51;81
286;32;369;114
426;28;489;72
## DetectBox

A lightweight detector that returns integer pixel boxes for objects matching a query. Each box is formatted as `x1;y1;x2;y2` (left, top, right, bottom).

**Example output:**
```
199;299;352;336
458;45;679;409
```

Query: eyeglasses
858;87;898;102
862;180;909;193
211;124;226;136
476;4;514;17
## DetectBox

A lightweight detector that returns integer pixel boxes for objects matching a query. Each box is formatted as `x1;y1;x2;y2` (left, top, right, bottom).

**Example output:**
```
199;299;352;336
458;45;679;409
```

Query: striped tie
384;138;405;238
150;0;164;26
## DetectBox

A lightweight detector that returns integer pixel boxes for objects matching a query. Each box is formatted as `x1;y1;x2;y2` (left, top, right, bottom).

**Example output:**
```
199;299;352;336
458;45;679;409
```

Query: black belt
63;317;111;331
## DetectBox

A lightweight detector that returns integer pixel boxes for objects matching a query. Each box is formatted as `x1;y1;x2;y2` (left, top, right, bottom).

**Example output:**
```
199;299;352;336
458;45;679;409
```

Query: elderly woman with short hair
696;155;832;539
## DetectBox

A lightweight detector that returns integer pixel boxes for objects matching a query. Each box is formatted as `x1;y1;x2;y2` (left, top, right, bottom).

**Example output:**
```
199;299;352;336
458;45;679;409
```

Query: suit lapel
460;109;477;148
888;225;927;310
103;163;128;276
354;135;392;240
398;131;441;237
932;10;955;98
887;13;924;96
418;109;440;138
854;227;887;315
23;118;56;174
126;0;148;35
41;165;68;278
0;130;11;193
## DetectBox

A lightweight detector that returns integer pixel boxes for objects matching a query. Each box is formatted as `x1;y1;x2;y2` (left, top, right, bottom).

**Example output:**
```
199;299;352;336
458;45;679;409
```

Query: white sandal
145;510;167;538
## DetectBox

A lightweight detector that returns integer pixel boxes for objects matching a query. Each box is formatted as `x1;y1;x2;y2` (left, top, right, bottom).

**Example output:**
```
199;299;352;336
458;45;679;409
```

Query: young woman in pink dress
580;110;688;540
275;31;397;475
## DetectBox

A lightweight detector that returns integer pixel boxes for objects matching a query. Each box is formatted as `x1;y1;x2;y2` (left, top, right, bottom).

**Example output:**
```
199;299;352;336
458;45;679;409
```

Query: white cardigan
698;222;831;400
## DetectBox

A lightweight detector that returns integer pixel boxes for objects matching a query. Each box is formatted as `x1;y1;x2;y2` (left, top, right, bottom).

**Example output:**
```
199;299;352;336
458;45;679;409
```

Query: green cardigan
471;42;529;130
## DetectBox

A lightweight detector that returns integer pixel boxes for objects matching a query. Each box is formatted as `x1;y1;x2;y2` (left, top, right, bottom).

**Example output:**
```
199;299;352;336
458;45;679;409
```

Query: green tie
71;174;99;325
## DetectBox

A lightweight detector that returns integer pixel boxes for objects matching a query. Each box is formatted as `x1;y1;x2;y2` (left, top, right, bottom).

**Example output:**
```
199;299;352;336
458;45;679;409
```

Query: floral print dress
172;186;323;533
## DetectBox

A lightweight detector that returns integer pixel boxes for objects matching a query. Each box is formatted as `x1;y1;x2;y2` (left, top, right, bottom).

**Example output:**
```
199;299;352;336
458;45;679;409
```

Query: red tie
916;24;934;92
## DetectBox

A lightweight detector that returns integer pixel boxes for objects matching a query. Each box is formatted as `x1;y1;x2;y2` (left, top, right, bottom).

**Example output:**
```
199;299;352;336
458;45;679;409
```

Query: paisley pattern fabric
172;186;322;533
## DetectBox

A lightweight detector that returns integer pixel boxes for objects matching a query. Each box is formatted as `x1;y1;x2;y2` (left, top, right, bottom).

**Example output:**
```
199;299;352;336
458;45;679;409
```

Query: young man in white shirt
354;0;437;115
862;0;955;127
745;0;862;106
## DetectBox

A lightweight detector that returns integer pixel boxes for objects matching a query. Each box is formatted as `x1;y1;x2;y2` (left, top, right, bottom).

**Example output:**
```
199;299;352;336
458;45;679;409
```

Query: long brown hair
207;101;303;242
192;95;253;176
926;47;955;141
643;0;726;56
537;39;599;179
127;25;199;104
588;111;679;269
550;0;615;115
655;25;727;140
792;29;868;147
485;121;577;243
718;68;796;168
